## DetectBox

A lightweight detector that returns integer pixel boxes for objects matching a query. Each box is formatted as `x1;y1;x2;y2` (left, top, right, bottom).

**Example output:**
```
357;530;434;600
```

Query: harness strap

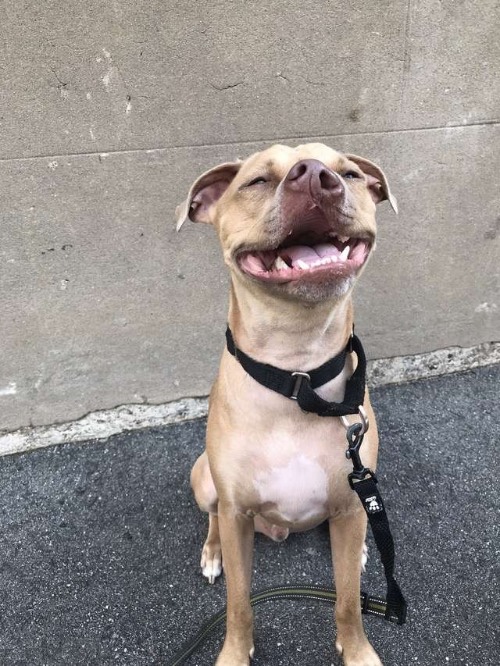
225;327;366;417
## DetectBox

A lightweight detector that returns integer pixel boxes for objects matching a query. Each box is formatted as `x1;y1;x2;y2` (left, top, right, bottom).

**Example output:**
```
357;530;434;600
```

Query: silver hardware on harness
341;405;369;435
290;371;310;400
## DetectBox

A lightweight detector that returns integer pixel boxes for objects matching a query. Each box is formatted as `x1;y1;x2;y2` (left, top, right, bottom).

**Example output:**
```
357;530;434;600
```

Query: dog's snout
285;159;343;198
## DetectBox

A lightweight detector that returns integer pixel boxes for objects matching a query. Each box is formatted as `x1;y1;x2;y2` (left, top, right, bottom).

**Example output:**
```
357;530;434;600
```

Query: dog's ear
176;161;242;231
344;154;398;214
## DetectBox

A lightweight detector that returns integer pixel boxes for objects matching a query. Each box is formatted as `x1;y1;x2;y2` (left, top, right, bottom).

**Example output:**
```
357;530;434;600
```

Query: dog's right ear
345;154;398;214
175;161;242;231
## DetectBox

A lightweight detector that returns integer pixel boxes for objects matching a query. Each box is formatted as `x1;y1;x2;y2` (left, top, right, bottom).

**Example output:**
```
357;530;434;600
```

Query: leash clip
290;371;310;400
344;422;377;488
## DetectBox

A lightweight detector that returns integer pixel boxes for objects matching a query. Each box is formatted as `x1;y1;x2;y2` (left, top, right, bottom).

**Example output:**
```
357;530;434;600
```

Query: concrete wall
1;0;498;431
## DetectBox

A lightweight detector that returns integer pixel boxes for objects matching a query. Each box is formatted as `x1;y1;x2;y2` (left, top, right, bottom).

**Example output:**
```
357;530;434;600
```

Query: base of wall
1;341;498;457
367;339;499;385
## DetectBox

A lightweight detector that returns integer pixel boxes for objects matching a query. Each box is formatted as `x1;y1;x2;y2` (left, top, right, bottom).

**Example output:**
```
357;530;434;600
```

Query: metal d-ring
341;405;369;435
290;371;310;400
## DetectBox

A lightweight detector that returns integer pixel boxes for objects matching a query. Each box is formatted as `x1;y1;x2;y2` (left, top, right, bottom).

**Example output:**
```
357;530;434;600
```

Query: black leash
345;421;407;625
226;326;406;625
167;586;398;666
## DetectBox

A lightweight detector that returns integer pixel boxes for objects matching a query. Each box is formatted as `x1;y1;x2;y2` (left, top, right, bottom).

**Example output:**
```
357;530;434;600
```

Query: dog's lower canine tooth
274;256;289;271
340;246;350;261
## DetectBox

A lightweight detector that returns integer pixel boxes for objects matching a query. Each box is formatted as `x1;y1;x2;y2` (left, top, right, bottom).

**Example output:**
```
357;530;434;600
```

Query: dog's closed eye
245;176;269;187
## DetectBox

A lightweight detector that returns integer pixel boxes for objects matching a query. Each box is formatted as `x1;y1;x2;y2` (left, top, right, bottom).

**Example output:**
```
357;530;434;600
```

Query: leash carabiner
344;421;377;487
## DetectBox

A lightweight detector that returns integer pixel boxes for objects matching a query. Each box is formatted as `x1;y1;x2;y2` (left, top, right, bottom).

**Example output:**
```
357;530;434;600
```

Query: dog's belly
252;454;330;530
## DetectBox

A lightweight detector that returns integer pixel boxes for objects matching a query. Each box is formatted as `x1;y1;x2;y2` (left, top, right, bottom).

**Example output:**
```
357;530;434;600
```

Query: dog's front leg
329;511;383;666
215;502;255;666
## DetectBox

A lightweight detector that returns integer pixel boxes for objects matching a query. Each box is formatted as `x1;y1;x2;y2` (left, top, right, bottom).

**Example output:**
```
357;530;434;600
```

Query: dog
176;143;397;665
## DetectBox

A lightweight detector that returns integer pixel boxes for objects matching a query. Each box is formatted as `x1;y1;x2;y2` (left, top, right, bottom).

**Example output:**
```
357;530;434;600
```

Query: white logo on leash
365;495;383;514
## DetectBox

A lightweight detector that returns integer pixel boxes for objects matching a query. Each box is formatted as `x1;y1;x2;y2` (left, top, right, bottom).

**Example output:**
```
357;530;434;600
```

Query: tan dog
176;143;397;666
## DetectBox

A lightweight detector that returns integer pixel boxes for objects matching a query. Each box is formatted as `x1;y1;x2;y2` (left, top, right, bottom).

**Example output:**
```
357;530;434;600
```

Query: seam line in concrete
398;0;413;115
1;120;499;164
0;341;498;458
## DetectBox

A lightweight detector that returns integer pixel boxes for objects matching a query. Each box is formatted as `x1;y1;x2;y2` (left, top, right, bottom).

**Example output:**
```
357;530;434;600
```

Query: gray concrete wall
1;0;499;431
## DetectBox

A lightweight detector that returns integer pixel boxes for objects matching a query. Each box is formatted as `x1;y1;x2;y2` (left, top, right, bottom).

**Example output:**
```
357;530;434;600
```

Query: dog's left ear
176;161;242;231
345;154;398;214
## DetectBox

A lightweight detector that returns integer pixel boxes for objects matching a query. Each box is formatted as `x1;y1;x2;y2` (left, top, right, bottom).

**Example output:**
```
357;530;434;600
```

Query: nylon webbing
350;476;407;624
225;326;366;417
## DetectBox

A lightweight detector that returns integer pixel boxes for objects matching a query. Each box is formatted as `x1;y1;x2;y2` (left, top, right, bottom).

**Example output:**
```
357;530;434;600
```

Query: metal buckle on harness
290;371;310;400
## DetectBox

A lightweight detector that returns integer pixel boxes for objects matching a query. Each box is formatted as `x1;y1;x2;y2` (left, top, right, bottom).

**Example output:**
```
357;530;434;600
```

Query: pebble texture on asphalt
0;365;498;665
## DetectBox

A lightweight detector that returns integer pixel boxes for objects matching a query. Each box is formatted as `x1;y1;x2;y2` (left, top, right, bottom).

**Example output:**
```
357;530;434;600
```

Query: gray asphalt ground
0;365;498;666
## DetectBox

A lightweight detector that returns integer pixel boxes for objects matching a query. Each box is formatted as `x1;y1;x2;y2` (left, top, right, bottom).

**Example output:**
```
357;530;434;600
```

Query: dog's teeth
340;246;350;261
330;255;338;262
296;259;310;270
274;256;289;271
338;235;350;243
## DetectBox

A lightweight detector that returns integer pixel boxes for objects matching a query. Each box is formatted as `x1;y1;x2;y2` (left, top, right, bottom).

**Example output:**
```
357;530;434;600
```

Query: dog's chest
214;356;364;527
252;451;330;526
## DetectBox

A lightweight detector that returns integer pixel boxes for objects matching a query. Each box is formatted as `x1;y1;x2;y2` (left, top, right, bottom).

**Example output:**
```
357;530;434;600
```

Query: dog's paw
214;645;254;666
200;542;222;584
336;639;383;666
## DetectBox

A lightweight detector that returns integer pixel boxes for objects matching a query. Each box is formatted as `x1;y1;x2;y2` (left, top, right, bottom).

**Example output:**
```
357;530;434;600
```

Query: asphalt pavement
0;365;498;666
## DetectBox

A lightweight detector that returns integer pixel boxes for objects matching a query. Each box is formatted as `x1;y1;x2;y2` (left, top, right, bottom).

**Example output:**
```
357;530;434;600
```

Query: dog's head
176;143;397;303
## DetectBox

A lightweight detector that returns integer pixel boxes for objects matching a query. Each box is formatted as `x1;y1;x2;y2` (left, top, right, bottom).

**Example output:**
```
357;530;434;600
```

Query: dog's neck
227;280;354;373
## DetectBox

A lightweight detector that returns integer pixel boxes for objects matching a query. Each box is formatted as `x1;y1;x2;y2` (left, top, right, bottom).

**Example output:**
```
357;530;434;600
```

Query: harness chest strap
226;325;407;625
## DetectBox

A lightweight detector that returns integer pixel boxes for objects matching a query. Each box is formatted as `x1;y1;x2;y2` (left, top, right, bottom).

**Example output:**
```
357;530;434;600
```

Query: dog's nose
285;159;344;197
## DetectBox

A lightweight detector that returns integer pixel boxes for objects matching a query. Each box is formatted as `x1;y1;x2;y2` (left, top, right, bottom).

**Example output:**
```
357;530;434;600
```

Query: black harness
226;327;366;417
226;325;407;625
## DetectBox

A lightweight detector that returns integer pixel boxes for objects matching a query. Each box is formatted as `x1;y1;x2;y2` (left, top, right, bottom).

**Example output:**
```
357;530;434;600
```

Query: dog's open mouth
237;233;372;284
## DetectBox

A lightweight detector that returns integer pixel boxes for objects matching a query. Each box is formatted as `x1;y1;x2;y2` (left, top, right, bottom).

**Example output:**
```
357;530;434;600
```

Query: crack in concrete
48;67;69;89
209;80;245;91
399;0;413;116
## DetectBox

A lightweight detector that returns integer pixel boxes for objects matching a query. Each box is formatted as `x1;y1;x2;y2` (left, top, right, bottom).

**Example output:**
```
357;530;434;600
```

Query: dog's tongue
243;254;267;273
280;246;319;264
242;241;344;273
280;243;340;265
